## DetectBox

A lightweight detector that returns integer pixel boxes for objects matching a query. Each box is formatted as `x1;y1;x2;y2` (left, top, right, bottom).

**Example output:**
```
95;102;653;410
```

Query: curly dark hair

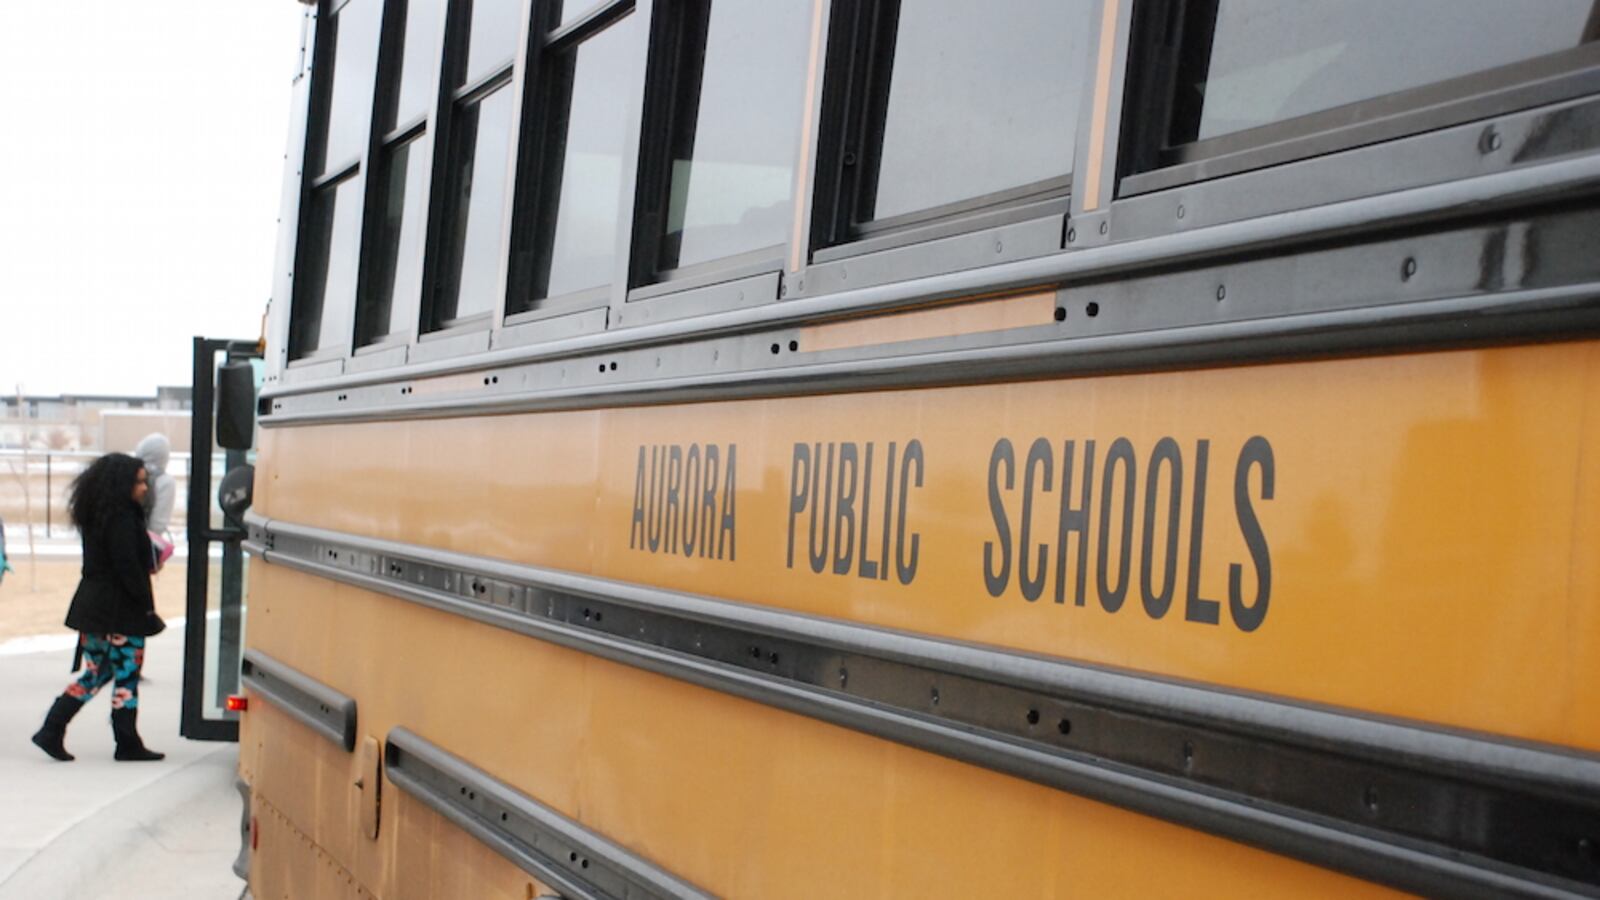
69;452;146;533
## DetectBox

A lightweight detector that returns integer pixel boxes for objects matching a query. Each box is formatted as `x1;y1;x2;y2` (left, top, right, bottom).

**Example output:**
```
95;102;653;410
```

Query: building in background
0;389;193;451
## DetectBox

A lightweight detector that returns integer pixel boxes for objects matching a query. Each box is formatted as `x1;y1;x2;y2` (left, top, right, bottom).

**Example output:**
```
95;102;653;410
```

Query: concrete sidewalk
0;628;246;900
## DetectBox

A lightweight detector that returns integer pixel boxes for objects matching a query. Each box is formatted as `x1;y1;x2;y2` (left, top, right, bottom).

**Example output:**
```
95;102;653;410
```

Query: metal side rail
384;728;712;900
245;512;1600;899
241;649;359;752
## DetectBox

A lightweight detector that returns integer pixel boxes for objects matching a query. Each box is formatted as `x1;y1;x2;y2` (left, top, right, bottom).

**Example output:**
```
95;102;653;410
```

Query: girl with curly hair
31;452;166;762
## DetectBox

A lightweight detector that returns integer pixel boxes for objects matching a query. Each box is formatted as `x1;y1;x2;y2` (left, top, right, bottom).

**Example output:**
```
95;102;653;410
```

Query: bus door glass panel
866;0;1090;223
655;0;812;274
182;341;261;742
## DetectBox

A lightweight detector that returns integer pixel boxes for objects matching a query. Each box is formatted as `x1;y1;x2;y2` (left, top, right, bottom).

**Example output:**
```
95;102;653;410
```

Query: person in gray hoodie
134;434;177;567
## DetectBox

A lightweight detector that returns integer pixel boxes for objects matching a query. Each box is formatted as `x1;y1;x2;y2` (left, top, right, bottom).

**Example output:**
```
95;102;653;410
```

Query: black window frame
1117;0;1600;198
808;0;1083;263
626;0;813;295
417;0;523;338
352;0;446;353
289;0;383;363
504;0;638;324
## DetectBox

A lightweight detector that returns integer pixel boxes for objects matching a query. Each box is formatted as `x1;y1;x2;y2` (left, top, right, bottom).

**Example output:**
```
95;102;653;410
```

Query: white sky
0;2;308;397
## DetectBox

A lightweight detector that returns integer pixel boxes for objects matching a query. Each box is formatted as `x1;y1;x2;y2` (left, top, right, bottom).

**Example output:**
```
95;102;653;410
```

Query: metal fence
0;448;224;540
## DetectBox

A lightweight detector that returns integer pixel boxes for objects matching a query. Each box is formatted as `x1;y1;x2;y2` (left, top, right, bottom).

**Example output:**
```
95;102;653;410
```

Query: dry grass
0;557;193;642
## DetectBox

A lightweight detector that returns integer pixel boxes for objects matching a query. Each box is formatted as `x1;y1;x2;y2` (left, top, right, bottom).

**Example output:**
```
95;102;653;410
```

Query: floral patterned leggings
65;634;145;710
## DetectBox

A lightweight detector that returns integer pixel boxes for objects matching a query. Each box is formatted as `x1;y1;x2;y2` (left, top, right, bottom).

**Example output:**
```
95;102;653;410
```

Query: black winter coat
64;504;162;637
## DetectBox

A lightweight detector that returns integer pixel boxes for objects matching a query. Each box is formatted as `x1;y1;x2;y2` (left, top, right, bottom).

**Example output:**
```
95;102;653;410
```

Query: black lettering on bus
808;442;834;574
786;443;811;569
1097;438;1136;613
1019;437;1053;602
983;439;1015;597
878;442;897;582
718;444;737;561
1230;436;1273;632
1054;439;1095;606
648;445;664;552
682;444;702;558
629;445;647;550
1140;437;1182;619
700;445;720;559
857;442;879;580
895;439;924;585
1185;439;1220;625
664;444;684;555
833;442;859;575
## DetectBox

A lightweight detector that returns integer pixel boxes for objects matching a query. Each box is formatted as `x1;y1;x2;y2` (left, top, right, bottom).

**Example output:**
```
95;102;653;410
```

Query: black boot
31;694;83;761
111;707;165;762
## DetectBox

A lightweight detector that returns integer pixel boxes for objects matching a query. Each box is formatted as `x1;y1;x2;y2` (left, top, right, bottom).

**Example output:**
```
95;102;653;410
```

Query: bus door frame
180;336;261;742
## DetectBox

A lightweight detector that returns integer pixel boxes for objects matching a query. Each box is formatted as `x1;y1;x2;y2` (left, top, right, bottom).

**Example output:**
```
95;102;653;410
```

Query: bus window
308;0;381;177
355;0;444;348
383;0;445;135
1123;0;1600;188
289;176;362;358
357;135;429;346
291;0;381;360
426;0;521;331
463;0;522;88
807;0;1091;261
643;0;812;280
866;0;1089;225
508;8;644;314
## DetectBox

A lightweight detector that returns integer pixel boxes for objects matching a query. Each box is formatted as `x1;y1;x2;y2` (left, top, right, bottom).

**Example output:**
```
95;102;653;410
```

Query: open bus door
180;337;261;742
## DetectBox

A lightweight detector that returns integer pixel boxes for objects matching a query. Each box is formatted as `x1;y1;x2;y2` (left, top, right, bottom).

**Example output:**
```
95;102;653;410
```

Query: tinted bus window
463;0;522;87
656;0;812;273
311;0;381;175
518;13;645;307
291;176;362;356
1183;0;1595;142
870;0;1090;222
358;136;429;344
386;0;445;131
433;86;515;324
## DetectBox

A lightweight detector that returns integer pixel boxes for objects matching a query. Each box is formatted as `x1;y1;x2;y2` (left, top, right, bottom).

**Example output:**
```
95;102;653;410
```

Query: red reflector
226;695;249;712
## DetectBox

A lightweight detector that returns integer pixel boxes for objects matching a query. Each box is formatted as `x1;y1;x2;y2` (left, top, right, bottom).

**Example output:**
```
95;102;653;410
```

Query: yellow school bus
230;0;1600;896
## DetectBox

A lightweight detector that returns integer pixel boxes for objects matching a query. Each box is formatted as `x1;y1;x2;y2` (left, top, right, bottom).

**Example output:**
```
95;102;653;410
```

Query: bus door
180;337;261;742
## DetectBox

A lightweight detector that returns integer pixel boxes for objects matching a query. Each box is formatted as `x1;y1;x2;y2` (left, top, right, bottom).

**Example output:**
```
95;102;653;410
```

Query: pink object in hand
149;532;175;570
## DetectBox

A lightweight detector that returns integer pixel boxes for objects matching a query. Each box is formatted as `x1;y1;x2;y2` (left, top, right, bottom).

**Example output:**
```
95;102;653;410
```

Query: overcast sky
0;2;307;397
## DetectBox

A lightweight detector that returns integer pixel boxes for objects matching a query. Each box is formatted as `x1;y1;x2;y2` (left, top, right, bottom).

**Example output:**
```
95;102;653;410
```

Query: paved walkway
0;628;246;900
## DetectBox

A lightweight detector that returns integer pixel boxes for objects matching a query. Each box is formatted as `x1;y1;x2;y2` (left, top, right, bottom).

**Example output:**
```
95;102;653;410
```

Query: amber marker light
226;694;249;712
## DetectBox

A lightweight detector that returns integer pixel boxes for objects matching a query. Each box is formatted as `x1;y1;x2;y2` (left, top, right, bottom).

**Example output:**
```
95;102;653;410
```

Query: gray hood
135;433;172;473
